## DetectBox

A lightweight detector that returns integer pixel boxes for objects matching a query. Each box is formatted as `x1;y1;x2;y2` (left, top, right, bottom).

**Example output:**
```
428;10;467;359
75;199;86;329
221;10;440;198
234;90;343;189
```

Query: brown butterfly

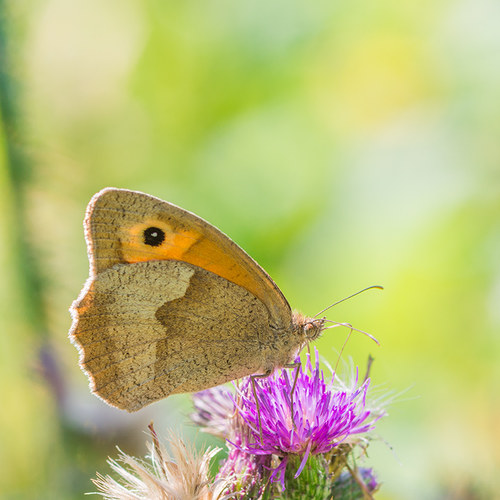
69;188;326;411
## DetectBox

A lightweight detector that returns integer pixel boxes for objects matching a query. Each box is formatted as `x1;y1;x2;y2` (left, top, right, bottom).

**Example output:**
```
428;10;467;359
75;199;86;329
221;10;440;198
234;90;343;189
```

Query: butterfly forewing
84;188;291;327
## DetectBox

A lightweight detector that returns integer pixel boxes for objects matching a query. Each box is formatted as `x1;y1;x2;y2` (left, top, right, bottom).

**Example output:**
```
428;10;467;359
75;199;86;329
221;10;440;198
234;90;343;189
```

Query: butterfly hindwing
70;260;274;411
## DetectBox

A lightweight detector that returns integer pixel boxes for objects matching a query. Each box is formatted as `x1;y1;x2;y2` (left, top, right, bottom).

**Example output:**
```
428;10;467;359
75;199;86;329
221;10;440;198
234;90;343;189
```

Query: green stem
0;1;48;333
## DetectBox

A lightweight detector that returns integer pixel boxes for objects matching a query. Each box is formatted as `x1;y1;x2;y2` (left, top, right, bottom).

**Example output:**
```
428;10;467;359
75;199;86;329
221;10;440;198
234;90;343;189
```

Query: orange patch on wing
120;219;269;307
121;220;201;263
184;239;270;307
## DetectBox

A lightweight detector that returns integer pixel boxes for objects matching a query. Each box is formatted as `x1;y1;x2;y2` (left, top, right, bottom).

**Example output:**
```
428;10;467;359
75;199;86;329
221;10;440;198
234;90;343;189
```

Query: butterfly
69;188;326;411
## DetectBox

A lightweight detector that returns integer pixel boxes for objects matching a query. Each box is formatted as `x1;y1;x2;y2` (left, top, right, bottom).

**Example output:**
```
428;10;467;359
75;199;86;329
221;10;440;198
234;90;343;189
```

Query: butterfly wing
71;260;275;411
83;188;291;327
70;188;293;411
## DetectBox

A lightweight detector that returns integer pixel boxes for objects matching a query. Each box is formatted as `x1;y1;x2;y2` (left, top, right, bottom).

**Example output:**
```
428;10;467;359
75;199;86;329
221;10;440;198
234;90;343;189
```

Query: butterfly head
292;311;326;344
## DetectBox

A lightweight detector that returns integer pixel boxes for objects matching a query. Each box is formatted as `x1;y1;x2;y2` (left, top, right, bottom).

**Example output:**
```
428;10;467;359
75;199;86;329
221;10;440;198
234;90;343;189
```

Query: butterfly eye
143;226;166;247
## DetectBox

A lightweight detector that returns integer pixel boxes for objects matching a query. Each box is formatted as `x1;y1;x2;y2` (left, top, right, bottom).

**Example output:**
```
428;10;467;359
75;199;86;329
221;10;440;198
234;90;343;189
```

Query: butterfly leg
250;370;272;444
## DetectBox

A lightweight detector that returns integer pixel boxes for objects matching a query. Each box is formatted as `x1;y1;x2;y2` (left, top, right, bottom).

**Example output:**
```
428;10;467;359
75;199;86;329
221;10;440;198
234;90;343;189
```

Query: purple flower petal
234;348;385;484
295;439;313;478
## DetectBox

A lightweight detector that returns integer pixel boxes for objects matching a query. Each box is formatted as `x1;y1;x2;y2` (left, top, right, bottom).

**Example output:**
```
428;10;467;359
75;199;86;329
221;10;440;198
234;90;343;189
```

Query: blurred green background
1;0;499;498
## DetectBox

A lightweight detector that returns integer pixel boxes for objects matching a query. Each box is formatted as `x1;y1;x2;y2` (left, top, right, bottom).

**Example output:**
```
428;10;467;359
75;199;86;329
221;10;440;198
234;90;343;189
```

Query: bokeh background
1;0;499;498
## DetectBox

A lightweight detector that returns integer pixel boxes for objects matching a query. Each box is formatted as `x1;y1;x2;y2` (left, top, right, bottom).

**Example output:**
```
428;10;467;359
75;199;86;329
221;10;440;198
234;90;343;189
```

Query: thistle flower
190;385;235;439
191;348;386;496
216;432;271;498
193;386;270;498
235;348;385;488
93;424;229;500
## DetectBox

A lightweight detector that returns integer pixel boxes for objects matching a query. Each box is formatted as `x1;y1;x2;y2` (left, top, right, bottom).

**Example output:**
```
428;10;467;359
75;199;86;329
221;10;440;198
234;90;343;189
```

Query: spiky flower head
192;348;386;495
93;424;228;500
235;348;384;488
192;384;270;498
190;385;235;440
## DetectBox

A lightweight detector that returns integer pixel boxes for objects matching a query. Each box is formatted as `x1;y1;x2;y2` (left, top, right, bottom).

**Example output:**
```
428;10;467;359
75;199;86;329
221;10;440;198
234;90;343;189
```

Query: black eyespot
143;226;165;246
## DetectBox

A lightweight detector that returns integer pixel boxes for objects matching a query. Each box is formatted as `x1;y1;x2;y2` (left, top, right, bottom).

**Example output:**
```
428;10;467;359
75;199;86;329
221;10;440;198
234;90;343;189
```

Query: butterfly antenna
323;321;380;345
313;285;384;318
